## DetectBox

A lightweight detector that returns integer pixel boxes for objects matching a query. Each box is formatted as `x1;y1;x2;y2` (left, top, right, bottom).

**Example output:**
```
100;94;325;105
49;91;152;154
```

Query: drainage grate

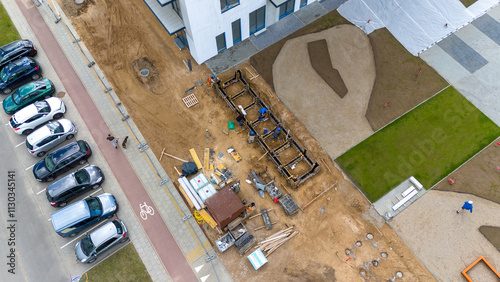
182;93;199;108
140;69;150;77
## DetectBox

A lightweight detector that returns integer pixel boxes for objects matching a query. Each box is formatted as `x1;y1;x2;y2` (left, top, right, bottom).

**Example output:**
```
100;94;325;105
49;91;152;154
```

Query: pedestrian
457;201;473;214
107;134;119;149
271;127;281;140
236;113;245;126
258;107;268;121
248;131;256;144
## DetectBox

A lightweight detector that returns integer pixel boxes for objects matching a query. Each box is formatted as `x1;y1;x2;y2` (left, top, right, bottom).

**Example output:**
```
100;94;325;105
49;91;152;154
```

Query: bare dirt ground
58;0;436;280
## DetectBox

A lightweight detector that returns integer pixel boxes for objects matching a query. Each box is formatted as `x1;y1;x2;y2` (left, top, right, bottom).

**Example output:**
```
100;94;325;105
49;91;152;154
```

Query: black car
0;40;37;69
46;165;105;207
0;57;42;94
33;140;92;182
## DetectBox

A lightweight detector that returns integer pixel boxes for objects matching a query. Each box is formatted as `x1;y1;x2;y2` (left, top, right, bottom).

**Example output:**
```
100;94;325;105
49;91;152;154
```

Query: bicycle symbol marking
139;202;155;220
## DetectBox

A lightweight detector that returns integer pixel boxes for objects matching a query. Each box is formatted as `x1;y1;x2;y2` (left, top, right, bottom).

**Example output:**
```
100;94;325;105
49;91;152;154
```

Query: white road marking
195;265;204;273
201;275;210;282
89;188;102;196
25;163;35;170
15;141;25;148
37;188;46;195
60;219;110;249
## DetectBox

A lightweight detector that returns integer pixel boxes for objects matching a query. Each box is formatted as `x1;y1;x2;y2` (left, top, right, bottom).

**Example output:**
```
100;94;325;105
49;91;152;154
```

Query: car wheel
119;238;130;244
32;73;40;80
88;257;96;263
69;232;78;237
45;176;54;182
53;113;63;119
78;159;87;165
3;88;11;94
23;129;33;135
66;134;74;140
36;151;46;157
58;202;67;207
92;184;100;190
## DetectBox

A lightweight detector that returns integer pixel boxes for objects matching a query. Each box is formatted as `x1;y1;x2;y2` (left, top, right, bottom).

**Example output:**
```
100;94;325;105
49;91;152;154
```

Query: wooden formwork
214;70;320;188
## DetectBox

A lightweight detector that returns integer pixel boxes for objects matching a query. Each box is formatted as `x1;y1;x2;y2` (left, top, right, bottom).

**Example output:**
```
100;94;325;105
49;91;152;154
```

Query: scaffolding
214;70;320;188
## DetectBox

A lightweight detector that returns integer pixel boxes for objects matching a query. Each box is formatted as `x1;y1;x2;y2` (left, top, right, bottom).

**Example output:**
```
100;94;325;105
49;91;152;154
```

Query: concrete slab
205;40;259;75
437;34;488;74
293;2;328;25
320;0;347;12
472;14;500;45
420;45;469;85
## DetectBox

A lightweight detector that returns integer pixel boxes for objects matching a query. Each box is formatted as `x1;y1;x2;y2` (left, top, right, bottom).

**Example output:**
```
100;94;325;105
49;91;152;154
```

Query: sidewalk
2;0;230;281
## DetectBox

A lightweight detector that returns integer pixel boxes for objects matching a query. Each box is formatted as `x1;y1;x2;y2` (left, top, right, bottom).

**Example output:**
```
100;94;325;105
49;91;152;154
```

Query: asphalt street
0;116;69;282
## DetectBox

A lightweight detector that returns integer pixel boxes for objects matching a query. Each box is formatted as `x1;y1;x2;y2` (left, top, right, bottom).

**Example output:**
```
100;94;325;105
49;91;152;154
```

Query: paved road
12;0;198;280
0;119;69;282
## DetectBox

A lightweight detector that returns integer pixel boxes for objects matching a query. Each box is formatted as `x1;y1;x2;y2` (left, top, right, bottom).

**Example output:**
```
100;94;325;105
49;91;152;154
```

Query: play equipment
462;256;500;281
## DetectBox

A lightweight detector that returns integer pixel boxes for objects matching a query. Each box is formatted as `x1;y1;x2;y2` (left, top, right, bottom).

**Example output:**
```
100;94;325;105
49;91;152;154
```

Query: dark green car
2;78;55;114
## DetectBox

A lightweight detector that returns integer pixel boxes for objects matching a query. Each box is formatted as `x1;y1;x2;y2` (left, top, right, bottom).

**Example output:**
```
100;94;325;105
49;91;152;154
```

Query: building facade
144;0;317;64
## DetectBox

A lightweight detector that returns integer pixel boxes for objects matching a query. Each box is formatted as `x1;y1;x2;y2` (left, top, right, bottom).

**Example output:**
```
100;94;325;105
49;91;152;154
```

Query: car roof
90;220;119;246
51;199;90;230
47;171;78;196
12;100;50;122
4;57;34;73
17;78;50;95
50;141;82;163
0;40;29;53
26;120;61;143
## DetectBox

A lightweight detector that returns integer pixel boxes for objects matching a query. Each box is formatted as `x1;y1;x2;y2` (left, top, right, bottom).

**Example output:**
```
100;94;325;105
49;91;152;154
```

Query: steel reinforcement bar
214;70;320;188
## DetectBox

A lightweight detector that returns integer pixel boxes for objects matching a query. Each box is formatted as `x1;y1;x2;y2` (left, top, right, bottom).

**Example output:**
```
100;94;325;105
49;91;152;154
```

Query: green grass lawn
336;86;500;202
85;243;152;282
0;2;20;45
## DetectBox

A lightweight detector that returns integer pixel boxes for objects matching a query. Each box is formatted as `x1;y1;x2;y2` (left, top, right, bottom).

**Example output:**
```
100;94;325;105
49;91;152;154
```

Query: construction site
53;0;500;281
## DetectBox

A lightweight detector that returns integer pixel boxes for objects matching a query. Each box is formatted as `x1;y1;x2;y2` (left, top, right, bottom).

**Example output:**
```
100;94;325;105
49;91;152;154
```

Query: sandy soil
273;25;375;159
58;0;436;281
391;190;500;281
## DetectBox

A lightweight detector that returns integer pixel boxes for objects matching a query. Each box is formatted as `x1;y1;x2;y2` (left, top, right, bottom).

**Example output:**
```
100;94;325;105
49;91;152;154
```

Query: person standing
271;127;281;140
457;201;473;214
107;134;119;149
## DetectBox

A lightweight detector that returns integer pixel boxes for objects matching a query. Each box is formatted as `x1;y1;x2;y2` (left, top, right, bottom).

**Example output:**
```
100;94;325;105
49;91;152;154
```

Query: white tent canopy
338;0;499;55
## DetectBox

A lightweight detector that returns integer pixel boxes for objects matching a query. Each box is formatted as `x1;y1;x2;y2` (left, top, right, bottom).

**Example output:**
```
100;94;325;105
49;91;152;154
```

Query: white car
9;97;66;135
26;119;77;157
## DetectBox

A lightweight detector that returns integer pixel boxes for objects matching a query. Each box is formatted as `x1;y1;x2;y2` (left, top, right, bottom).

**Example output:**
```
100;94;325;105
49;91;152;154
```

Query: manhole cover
360;270;366;277
396;271;403;278
367;233;374;240
355;241;362;247
140;69;150;77
372;260;379;267
345;249;352;255
57;92;66;98
381;252;388;258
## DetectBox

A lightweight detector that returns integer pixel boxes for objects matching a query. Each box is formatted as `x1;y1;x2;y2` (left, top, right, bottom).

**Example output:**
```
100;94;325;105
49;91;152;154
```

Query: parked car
33;140;92;182
26;119;77;157
0;57;42;94
9;97;65;135
0;39;37;69
75;219;128;263
46;165;104;207
50;193;118;238
3;78;55;114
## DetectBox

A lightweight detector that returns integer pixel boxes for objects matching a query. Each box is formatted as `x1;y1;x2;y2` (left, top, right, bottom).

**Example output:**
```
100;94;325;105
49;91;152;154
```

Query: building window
232;19;241;44
220;0;239;13
249;6;266;35
279;0;295;19
300;0;307;8
216;33;226;53
171;0;182;19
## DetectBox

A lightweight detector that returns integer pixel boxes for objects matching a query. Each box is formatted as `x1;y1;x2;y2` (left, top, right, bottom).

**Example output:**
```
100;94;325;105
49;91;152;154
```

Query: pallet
182;93;199;108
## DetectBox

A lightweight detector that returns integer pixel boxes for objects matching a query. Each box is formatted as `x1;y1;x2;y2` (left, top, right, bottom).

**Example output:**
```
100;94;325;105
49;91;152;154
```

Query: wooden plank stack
254;226;298;257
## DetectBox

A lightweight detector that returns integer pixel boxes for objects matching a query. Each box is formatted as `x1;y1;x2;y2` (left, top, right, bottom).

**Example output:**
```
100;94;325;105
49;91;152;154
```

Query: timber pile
255;226;298;257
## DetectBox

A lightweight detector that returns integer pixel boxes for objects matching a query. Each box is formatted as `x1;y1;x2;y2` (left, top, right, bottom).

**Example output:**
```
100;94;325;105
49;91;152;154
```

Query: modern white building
143;0;318;64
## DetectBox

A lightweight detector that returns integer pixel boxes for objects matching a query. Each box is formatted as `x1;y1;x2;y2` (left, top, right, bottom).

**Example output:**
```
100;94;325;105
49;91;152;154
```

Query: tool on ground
159;148;188;162
227;146;242;162
205;129;215;144
302;183;336;211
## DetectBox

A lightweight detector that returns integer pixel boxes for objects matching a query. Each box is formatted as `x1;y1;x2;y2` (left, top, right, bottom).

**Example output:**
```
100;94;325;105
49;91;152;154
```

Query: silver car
26;119;77;157
9;97;65;135
75;219;129;263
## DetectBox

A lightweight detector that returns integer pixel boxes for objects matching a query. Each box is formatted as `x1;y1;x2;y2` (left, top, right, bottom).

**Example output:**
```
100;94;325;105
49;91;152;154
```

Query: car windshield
86;198;102;217
80;236;95;256
74;169;89;185
35;101;50;113
44;155;55;171
47;121;63;133
0;68;7;82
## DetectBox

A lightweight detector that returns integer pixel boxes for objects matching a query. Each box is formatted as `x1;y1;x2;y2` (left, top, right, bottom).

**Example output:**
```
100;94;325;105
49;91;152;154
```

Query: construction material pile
255;226;298;257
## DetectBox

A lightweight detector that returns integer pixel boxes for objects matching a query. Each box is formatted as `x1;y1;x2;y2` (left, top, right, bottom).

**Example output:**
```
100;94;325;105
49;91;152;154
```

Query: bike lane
13;0;197;281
